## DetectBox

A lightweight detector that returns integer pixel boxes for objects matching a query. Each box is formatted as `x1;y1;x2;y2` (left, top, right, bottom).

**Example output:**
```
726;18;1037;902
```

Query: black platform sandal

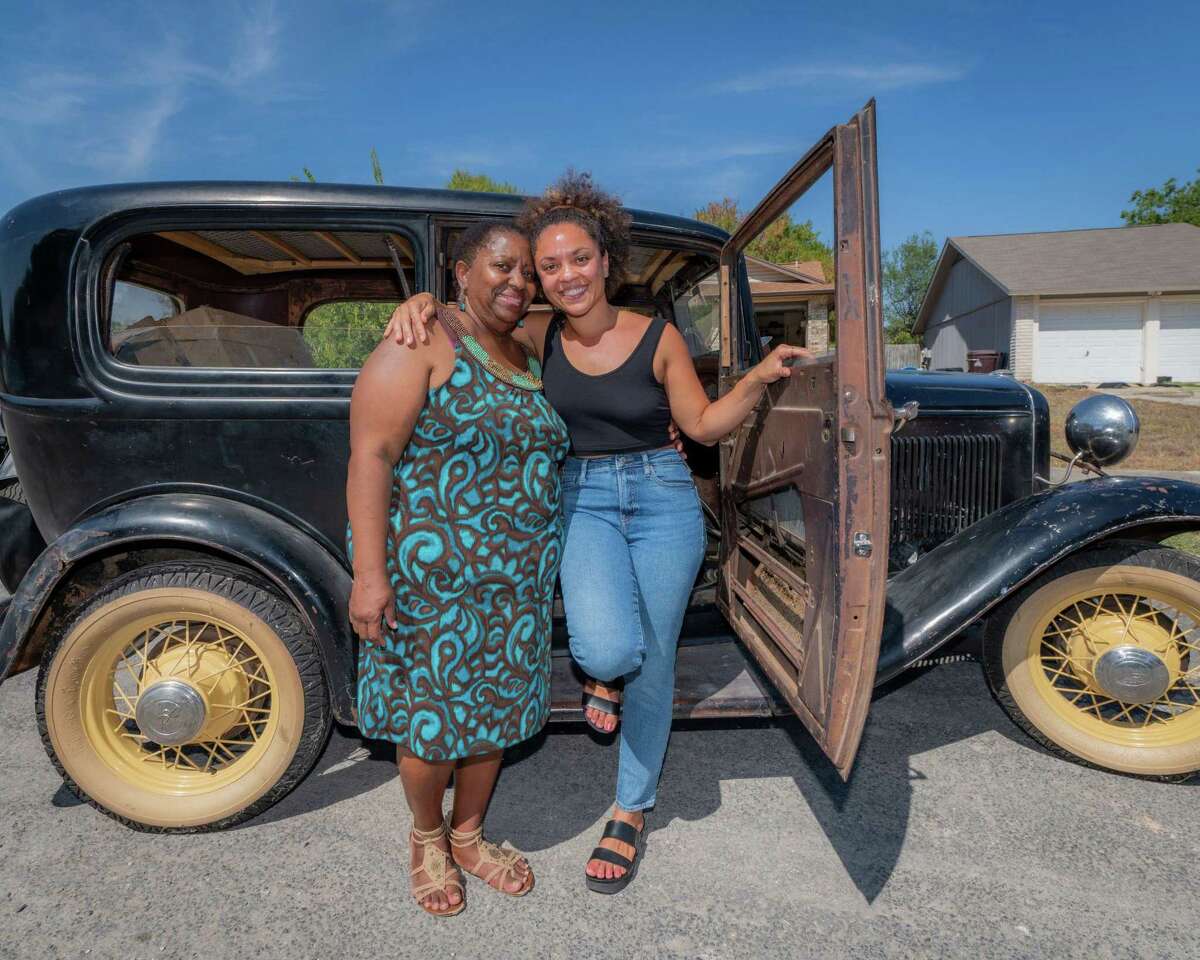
582;680;621;733
585;815;646;895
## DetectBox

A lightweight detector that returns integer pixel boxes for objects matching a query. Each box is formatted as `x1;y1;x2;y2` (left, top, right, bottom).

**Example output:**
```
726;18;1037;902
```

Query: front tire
36;561;331;831
983;541;1200;781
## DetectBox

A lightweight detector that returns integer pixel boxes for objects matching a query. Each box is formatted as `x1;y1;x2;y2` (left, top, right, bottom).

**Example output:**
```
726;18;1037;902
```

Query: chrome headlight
1065;395;1140;467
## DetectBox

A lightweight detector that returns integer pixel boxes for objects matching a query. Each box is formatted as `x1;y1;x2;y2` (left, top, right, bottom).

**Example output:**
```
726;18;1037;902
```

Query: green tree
303;300;398;369
445;169;520;194
1121;168;1200;227
694;198;834;278
881;231;939;344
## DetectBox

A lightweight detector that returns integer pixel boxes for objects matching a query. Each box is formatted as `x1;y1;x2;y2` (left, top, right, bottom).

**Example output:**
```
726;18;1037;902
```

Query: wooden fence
884;343;921;369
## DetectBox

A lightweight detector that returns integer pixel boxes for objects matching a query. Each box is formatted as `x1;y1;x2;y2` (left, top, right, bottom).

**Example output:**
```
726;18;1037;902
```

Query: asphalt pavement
2;661;1197;960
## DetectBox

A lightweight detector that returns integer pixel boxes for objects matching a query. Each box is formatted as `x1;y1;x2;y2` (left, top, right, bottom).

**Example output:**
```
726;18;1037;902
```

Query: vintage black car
1;103;1198;831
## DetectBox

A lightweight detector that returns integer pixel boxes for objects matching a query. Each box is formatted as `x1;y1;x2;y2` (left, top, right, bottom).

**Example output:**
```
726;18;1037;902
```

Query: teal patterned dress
349;309;569;760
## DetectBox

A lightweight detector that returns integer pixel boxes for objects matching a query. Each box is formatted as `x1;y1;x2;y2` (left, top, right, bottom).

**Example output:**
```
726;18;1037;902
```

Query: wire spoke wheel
1033;589;1200;744
984;543;1200;780
93;615;279;790
38;563;330;831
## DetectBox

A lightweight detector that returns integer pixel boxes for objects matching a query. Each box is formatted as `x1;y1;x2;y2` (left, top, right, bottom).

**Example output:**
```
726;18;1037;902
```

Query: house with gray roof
698;256;834;353
914;223;1200;384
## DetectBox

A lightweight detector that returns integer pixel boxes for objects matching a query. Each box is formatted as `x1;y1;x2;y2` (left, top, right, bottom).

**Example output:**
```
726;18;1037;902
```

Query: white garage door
1035;302;1143;383
1160;300;1200;382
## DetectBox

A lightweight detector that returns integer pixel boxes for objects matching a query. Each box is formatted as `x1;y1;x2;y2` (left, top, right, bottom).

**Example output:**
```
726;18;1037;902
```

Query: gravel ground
1;661;1198;960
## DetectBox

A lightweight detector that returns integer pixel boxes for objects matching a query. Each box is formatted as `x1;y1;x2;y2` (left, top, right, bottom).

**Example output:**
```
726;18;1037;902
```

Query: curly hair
517;169;632;300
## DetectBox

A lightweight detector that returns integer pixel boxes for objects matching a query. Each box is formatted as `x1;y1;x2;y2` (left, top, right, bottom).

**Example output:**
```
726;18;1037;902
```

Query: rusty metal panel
825;102;892;775
715;101;891;779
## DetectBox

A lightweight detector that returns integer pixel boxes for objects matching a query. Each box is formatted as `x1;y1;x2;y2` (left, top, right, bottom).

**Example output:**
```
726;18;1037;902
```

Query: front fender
0;493;355;723
877;475;1200;684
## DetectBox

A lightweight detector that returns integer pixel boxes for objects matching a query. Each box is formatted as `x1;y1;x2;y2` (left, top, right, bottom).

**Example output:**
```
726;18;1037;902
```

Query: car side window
104;229;416;370
302;301;400;369
672;269;720;358
111;281;181;337
735;178;836;361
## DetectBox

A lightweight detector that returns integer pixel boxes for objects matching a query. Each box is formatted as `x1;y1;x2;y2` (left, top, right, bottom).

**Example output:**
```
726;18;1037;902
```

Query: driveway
1106;385;1200;408
2;660;1196;960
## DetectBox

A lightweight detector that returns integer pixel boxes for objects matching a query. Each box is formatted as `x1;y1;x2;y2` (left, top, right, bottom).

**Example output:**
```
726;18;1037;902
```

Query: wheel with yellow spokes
37;562;330;830
983;541;1200;780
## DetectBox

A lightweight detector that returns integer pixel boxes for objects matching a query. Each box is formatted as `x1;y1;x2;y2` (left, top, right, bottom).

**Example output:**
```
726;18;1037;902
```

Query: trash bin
966;350;1005;373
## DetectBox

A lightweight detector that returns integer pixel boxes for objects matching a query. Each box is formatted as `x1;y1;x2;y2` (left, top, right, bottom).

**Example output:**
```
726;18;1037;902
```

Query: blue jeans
559;448;707;812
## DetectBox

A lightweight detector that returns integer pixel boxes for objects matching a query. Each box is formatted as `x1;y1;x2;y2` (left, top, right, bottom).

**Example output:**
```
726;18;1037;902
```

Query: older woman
347;222;568;916
386;173;804;894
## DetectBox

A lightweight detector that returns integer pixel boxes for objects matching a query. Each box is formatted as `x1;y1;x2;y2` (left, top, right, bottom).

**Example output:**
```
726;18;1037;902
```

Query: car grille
890;433;1004;548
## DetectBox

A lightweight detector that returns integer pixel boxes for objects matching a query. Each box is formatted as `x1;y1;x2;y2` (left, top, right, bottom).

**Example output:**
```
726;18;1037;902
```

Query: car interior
102;224;726;531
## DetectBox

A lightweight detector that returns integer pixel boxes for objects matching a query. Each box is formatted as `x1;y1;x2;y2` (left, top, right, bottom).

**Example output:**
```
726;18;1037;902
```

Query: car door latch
852;532;873;557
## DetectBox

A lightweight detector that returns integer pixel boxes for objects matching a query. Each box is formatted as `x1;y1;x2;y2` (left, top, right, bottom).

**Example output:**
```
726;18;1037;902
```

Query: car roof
3;181;730;244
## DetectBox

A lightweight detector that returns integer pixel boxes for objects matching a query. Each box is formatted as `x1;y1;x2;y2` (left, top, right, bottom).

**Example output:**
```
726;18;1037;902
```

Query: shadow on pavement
238;723;399;830
487;665;1008;904
243;663;1008;904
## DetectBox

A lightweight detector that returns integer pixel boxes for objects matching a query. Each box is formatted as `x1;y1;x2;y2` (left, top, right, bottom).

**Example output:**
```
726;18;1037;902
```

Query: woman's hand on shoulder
749;343;812;385
383;293;440;347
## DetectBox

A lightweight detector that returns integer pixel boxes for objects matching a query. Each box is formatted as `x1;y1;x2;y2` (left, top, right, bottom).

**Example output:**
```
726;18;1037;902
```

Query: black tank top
542;314;672;455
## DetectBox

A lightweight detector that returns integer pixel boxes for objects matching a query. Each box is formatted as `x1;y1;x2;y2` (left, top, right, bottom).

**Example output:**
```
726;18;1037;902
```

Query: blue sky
1;0;1196;251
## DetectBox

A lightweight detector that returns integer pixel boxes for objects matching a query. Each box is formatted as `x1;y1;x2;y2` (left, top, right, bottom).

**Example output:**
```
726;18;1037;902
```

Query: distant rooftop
915;223;1200;333
950;223;1200;296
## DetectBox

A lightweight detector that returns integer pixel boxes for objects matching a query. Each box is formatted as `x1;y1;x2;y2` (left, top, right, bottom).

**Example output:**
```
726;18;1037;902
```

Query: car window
104;229;416;371
111;281;181;336
672;269;720;358
736;173;836;359
302;301;400;369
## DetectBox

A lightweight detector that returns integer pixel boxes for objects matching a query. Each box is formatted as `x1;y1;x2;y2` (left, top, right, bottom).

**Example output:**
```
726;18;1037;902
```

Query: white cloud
0;0;285;188
88;88;186;179
0;71;97;127
228;0;281;85
635;140;799;170
715;62;964;95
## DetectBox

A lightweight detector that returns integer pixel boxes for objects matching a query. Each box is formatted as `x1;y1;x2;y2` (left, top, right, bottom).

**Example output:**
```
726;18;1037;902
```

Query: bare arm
346;336;439;641
383;294;544;355
658;324;810;445
519;312;551;361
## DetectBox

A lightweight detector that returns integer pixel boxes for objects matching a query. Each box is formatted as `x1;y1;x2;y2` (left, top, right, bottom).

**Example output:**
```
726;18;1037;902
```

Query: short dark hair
449;220;526;296
517;169;631;300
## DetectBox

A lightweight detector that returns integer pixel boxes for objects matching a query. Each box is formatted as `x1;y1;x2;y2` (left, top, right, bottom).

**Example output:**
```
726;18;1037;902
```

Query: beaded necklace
441;305;542;392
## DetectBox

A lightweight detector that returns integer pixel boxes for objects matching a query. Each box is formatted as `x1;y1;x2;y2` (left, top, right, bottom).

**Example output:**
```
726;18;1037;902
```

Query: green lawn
1165;531;1200;556
1035;385;1200;472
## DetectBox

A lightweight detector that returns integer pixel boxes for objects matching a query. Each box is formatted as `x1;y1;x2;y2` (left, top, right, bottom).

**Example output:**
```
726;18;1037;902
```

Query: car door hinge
852;532;872;557
840;426;857;450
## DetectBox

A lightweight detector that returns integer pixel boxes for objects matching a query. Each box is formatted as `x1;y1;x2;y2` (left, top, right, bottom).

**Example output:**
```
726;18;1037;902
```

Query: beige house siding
807;298;830;353
1010;295;1038;379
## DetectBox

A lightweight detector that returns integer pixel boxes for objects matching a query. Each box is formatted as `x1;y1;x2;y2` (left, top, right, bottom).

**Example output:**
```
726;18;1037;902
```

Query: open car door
717;101;891;778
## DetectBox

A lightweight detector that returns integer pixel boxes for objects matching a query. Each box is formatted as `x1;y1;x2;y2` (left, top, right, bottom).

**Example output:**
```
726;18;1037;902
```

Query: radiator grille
890;433;1004;546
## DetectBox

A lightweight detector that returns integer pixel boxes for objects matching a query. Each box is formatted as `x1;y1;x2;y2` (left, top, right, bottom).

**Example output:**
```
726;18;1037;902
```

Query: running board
549;637;784;721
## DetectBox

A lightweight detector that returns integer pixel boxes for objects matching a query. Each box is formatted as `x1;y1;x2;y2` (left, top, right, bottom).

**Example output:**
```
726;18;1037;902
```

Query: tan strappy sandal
448;822;534;897
409;823;466;917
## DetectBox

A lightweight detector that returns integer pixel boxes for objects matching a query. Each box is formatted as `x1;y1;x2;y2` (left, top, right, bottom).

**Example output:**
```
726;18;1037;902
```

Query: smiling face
534;222;610;317
456;230;536;334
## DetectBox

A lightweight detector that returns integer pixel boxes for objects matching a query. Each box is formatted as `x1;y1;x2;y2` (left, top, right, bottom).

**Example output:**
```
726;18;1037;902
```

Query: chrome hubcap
134;679;207;745
1092;645;1171;704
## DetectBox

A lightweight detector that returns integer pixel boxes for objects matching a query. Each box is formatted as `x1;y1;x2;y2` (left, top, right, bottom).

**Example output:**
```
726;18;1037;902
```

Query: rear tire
983;541;1200;782
36;561;331;831
0;479;27;504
